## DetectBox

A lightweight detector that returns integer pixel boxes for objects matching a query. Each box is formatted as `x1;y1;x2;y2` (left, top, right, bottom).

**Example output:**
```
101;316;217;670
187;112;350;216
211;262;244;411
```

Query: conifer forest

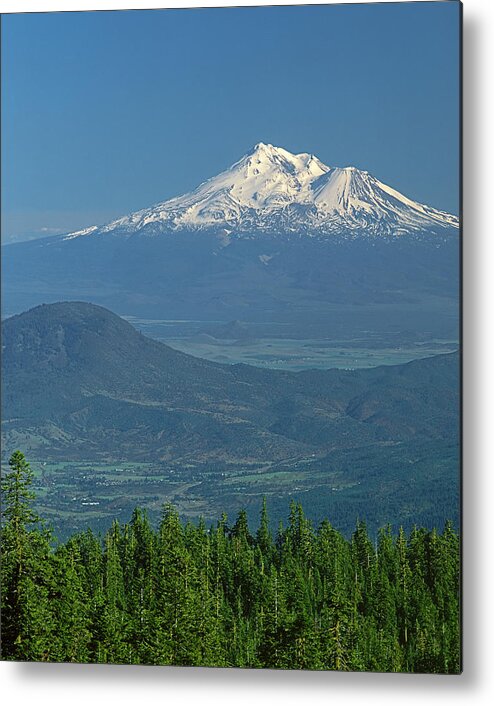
1;452;461;673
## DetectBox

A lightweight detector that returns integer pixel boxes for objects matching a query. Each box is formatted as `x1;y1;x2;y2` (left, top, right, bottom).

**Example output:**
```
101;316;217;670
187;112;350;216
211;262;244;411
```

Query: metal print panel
1;1;461;672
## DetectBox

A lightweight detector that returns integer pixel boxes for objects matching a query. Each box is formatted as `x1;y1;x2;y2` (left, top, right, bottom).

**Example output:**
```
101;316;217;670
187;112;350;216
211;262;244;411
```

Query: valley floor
124;316;458;372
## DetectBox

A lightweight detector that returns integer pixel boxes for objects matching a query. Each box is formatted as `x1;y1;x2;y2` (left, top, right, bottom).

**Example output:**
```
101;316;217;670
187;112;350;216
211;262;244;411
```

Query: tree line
1;451;461;673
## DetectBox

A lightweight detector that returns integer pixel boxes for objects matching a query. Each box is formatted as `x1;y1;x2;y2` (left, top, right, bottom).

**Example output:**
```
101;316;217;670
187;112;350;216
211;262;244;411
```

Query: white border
2;0;494;704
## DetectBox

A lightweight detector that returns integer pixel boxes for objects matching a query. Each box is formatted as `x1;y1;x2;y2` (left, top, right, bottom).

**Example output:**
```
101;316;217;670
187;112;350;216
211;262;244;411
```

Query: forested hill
1;452;461;673
2;301;459;464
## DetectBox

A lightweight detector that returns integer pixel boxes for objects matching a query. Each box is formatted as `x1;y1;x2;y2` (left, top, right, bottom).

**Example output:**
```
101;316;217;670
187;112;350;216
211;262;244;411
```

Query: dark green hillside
1;302;459;536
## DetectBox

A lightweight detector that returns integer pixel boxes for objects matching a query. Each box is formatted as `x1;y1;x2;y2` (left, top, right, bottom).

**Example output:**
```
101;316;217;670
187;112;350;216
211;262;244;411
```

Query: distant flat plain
124;316;458;371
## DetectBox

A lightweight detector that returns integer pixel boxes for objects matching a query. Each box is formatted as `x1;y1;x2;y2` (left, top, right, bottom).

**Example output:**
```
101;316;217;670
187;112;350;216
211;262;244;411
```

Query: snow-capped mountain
3;142;459;327
65;142;459;241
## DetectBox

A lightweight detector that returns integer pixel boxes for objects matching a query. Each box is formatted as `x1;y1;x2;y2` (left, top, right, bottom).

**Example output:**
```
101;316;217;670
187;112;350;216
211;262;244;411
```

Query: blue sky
2;1;460;241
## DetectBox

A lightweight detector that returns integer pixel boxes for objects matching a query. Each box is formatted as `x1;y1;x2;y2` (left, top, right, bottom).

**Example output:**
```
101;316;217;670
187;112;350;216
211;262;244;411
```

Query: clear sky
1;1;460;242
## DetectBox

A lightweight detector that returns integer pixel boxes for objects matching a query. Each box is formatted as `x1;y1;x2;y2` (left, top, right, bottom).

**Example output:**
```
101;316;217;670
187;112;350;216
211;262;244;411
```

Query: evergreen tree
1;451;53;660
99;522;130;663
49;543;92;662
256;497;274;562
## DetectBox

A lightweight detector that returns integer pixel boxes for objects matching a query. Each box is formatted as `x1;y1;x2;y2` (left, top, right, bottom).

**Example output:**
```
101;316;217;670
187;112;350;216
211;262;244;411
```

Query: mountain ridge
2;301;459;464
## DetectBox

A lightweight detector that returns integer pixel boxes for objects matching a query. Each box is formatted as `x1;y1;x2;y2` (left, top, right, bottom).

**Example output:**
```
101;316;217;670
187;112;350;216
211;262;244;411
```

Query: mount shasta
64;142;458;238
2;143;459;338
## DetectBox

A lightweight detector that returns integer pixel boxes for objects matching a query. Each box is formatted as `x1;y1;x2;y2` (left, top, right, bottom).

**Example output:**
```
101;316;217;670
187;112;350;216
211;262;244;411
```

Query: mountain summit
65;143;459;240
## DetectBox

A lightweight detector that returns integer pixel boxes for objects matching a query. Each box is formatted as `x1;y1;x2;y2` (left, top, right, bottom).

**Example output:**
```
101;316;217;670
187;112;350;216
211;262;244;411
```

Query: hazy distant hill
204;320;254;341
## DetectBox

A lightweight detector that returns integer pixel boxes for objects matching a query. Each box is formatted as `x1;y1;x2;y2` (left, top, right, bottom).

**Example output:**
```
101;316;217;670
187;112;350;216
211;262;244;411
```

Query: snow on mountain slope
64;143;459;240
